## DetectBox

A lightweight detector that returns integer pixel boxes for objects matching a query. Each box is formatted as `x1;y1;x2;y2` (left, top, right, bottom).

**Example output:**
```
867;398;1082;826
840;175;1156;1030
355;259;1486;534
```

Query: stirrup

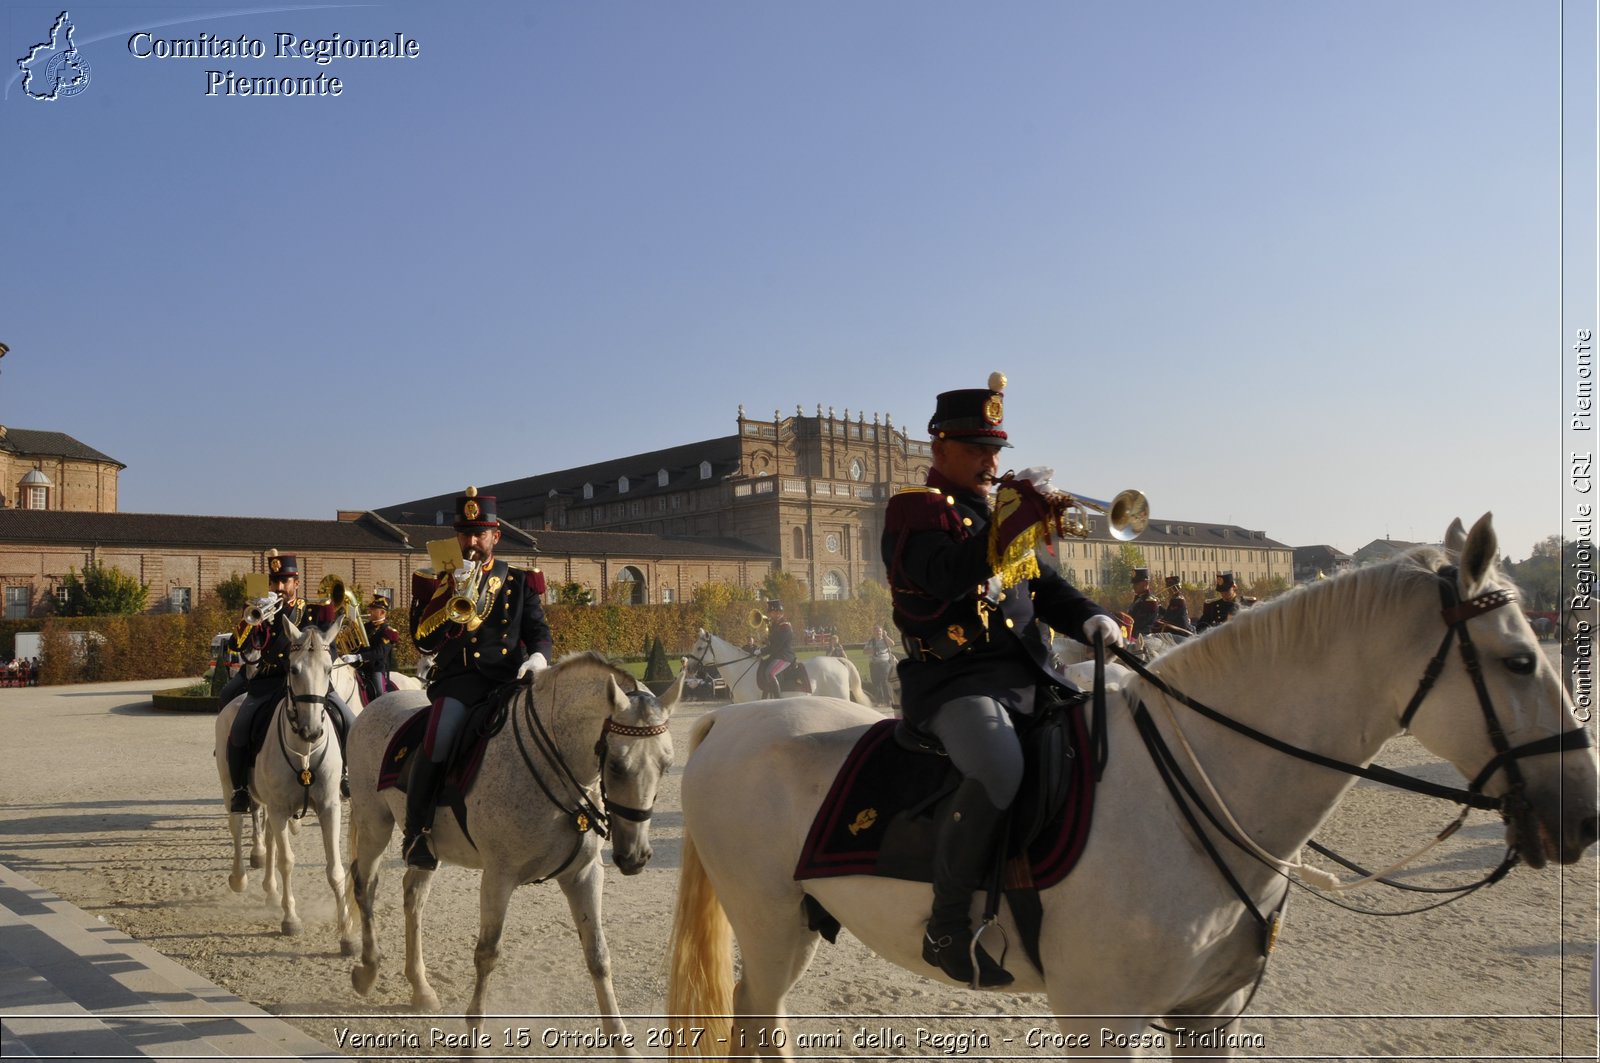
922;923;1014;989
402;831;438;870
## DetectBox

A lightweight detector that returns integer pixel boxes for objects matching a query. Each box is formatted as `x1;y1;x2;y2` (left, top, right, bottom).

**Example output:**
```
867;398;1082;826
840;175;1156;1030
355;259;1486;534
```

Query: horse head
601;666;677;875
1405;514;1598;867
282;616;338;743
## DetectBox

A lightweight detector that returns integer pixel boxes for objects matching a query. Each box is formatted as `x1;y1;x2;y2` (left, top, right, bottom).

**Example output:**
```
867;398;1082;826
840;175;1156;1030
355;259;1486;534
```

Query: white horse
330;657;423;700
1053;629;1185;670
665;515;1598;1057
689;629;873;706
213;616;355;953
346;652;678;1053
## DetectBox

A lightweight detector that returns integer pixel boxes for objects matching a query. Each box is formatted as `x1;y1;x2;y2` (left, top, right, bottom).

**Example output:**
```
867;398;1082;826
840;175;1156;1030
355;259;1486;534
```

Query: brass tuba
319;575;370;654
1049;488;1150;542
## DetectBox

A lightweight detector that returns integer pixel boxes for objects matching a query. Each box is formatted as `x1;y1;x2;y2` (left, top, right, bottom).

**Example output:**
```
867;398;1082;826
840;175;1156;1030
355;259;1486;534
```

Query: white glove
1015;465;1056;491
339;653;362;665
524;652;550;675
1082;614;1124;648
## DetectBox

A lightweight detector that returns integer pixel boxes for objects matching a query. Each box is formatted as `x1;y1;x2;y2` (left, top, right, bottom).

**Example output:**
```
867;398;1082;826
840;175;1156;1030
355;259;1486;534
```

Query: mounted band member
221;550;358;812
352;594;400;704
758;600;799;698
1158;574;1195;634
403;487;554;870
1196;570;1241;632
883;371;1122;988
1126;568;1160;637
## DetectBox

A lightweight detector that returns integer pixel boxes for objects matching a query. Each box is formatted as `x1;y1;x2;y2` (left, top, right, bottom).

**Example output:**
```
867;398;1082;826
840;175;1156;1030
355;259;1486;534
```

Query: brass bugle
245;592;281;627
747;607;769;631
446;560;486;625
1054;488;1150;542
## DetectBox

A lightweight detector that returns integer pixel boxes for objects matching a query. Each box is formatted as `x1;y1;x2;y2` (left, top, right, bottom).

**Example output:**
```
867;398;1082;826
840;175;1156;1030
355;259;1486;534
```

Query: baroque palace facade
0;410;1295;619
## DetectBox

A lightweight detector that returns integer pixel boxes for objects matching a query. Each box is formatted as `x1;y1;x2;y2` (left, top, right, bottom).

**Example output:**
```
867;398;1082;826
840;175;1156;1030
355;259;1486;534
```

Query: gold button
501;648;508;655
1005;618;1015;628
473;652;481;659
946;496;955;505
962;517;972;526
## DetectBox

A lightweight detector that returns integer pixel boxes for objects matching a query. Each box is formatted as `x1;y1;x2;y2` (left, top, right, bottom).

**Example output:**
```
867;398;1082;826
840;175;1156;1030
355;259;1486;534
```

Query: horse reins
1106;565;1592;919
689;638;761;697
280;688;333;819
507;676;669;883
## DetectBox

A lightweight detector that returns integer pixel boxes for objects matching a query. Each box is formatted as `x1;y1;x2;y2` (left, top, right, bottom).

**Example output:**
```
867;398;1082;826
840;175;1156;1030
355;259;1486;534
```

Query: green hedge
18;599;897;686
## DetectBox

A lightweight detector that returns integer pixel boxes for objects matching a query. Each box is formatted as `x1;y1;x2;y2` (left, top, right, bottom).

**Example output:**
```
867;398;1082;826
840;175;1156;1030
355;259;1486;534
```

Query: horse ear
659;667;686;715
1459;512;1498;596
283;617;301;642
1443;517;1468;555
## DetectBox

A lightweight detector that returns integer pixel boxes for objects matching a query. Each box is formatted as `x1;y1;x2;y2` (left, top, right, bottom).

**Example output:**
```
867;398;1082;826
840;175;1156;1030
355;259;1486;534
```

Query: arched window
821;571;846;601
615;566;645;605
699;461;712;480
792;527;806;559
583;483;595;500
619;476;630;493
657;468;669;487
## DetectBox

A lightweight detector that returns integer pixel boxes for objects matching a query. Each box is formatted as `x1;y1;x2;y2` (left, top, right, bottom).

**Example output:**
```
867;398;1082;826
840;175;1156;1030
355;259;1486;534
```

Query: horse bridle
688;636;761;693
595;692;672;825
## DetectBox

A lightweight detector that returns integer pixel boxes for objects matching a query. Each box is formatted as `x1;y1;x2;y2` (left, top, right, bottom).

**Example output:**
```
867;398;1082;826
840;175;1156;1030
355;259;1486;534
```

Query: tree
57;562;149;617
213;573;251;611
760;571;809;610
555;581;595;606
690;578;754;613
1103;543;1148;597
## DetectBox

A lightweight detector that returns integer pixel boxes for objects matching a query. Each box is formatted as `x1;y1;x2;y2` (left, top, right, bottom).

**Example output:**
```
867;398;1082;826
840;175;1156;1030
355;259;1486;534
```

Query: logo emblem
847;808;878;836
269;558;282;573
983;394;1003;425
947;624;967;647
463;499;480;521
18;12;91;101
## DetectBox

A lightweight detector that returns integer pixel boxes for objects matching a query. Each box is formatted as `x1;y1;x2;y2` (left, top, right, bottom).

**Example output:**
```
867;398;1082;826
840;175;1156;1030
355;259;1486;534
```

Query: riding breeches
423;697;468;763
924;694;1023;810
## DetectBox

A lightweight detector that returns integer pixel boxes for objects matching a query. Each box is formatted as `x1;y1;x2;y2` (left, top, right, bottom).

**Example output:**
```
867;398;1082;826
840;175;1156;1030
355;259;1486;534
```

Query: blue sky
2;0;1593;560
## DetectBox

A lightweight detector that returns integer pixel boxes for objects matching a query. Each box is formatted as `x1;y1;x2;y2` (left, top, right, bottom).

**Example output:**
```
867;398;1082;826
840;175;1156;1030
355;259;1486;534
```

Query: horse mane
1155;544;1471;684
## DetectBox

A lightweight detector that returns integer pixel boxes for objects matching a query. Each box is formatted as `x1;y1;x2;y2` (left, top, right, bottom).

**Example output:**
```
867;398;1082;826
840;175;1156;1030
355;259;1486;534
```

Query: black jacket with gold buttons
410;560;553;701
881;468;1112;726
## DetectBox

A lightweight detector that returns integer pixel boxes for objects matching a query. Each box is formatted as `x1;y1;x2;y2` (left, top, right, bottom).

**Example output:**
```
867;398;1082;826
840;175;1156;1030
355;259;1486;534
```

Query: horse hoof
339;938;356;958
414;988;441;1012
281;919;302;936
228;874;246;893
351;964;377;995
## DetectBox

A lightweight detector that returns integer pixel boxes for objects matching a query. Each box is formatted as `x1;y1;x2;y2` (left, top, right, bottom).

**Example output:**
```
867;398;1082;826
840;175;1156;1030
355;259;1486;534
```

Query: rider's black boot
226;742;252;813
922;778;1014;989
401;757;444;870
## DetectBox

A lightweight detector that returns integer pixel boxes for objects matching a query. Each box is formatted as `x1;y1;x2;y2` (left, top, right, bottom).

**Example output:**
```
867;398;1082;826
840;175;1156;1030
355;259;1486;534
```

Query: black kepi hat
454;485;499;529
928;371;1012;448
1164;575;1182;590
369;594;391;611
767;600;784;612
1131;568;1149;583
266;549;299;579
1216;571;1237;592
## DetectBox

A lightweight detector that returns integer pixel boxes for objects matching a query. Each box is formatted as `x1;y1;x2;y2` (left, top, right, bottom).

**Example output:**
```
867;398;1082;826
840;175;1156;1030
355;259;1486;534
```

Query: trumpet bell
1055;488;1150;541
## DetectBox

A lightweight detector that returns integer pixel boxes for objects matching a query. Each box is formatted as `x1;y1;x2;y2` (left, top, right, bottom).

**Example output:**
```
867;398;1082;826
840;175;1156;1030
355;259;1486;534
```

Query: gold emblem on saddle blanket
848;808;878;835
947;624;967;647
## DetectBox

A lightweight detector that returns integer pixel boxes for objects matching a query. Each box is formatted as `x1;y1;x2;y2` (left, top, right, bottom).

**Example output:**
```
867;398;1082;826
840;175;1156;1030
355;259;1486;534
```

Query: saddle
793;687;1096;970
760;660;811;698
376;681;522;846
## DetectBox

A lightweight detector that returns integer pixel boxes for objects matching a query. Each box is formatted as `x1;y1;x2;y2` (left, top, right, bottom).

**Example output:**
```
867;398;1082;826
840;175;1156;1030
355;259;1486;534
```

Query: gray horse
213;616;355;954
346;652;678;1054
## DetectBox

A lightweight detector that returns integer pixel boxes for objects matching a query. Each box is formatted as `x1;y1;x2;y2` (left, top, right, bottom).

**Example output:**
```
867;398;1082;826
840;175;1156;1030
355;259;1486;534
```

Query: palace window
821;571;846;601
4;587;29;619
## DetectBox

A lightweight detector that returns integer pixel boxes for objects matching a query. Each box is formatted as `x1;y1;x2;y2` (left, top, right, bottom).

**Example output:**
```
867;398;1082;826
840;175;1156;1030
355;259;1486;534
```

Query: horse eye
1503;654;1537;676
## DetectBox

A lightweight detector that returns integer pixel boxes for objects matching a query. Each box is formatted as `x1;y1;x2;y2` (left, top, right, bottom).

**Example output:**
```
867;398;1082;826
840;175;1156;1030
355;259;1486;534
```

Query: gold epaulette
893;486;945;497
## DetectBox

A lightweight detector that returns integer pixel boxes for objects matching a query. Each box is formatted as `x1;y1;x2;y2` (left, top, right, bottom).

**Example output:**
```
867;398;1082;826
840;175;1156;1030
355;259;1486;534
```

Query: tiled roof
375;435;742;524
0;428;124;468
0;510;775;561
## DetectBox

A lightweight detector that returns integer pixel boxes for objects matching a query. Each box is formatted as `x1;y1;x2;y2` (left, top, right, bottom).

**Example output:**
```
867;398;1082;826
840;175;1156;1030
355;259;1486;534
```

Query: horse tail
666;714;734;1056
846;660;872;706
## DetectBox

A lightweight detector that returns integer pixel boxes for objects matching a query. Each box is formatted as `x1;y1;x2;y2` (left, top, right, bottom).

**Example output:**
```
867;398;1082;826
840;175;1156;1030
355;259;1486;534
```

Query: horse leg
250;802;266;869
402;866;443;1011
227;811;248;893
348;808;390;997
316;797;354;957
724;906;820;1059
463;868;519;1054
270;814;302;936
556;859;637;1055
260;813;281;910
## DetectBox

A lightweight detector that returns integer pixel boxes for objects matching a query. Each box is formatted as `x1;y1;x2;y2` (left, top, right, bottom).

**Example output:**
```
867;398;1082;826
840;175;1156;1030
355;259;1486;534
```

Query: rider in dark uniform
883;371;1122;988
1126;568;1160;638
758;600;798;697
403;487;554;870
1196;571;1241;632
1158;575;1195;634
221;551;358;811
352;594;401;704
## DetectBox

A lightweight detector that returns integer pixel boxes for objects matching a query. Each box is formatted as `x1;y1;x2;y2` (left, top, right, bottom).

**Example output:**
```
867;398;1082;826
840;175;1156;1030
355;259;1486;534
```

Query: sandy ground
0;649;1596;1061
